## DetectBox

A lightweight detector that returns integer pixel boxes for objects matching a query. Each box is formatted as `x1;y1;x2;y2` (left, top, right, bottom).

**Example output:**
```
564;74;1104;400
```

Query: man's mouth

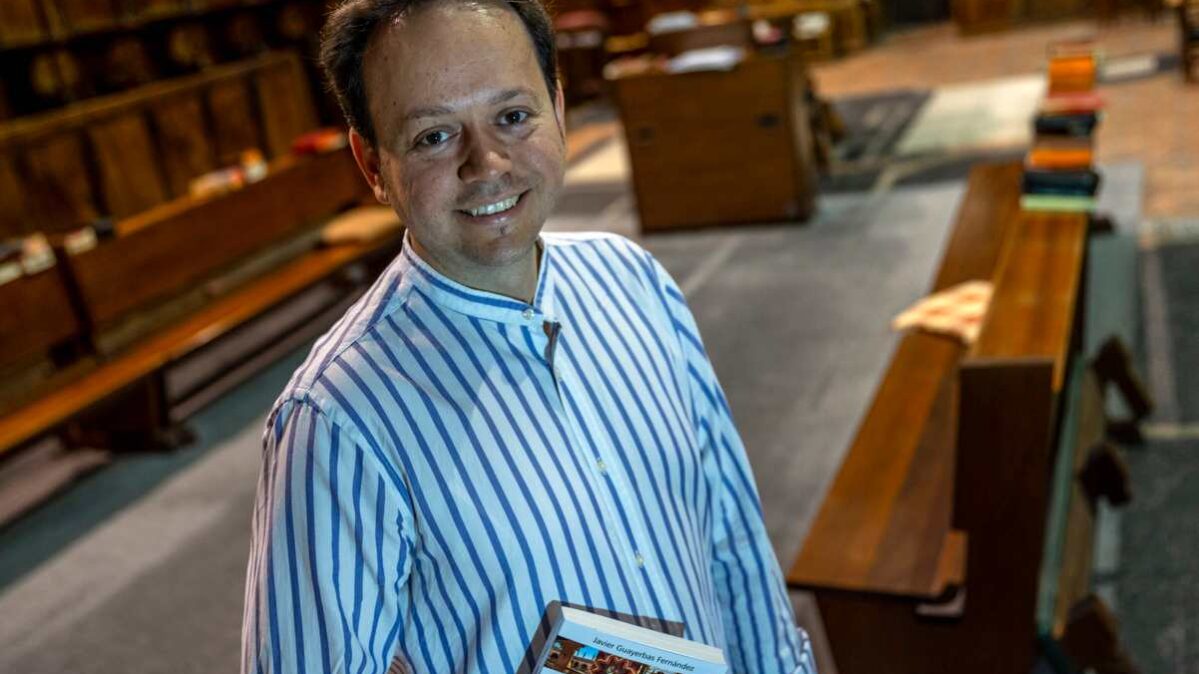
462;194;521;217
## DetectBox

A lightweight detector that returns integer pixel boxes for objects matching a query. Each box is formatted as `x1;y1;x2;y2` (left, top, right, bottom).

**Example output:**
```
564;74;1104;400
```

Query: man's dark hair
320;0;558;146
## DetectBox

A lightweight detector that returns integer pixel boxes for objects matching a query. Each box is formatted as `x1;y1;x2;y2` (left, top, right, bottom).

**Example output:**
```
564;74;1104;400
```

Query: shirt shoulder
271;253;411;423
543;231;664;297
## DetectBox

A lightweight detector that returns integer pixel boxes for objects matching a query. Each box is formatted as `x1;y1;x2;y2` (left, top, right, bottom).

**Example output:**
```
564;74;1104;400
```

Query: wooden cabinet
952;0;1019;33
612;50;818;231
953;0;1099;33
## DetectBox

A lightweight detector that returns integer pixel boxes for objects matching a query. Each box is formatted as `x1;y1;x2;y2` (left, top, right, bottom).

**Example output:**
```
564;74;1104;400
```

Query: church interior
0;0;1197;671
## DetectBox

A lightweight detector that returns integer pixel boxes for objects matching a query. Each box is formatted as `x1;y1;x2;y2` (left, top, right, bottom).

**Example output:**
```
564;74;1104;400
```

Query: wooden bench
0;145;391;456
0;48;404;523
787;162;1138;673
0;149;398;527
0;50;314;239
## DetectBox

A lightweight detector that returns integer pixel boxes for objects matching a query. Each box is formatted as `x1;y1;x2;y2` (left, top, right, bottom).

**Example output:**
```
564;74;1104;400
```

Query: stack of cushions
1023;42;1104;213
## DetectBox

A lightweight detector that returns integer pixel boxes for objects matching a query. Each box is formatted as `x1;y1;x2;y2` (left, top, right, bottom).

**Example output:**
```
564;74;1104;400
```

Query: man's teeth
467;195;519;216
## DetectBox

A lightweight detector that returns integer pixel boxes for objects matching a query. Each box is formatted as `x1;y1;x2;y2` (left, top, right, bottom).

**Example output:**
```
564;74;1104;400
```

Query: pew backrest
0;50;316;240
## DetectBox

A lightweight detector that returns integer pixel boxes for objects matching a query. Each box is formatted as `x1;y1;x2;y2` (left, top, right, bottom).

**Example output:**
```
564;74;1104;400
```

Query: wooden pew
0;47;379;449
0;50;315;238
787;162;1130;673
0;145;393;458
0;254;84;404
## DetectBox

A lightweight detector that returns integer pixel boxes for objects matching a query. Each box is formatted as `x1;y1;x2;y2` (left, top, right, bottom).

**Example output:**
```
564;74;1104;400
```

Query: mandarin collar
395;232;557;325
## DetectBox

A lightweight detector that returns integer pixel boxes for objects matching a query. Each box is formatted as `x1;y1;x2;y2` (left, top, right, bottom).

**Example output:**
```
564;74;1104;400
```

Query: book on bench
1022;169;1101;196
535;605;727;674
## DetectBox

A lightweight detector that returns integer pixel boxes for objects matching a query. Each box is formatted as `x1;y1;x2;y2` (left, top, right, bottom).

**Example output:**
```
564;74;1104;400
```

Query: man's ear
349;127;390;205
553;81;566;139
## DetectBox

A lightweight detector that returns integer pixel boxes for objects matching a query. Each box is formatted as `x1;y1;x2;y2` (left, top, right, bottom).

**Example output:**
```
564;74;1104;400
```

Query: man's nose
458;130;512;183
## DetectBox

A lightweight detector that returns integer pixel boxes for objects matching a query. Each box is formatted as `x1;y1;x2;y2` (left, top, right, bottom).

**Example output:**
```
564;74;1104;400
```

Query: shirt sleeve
242;396;415;674
647;253;817;674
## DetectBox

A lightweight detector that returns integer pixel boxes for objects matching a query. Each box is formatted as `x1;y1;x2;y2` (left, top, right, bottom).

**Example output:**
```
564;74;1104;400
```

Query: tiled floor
810;16;1199;219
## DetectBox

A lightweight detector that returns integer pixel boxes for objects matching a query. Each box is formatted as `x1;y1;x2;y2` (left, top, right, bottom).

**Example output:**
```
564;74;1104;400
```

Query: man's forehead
365;1;529;78
363;1;542;121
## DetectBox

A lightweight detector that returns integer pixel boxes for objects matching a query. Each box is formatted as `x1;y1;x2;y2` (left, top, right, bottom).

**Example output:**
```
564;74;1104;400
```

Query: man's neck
408;237;542;304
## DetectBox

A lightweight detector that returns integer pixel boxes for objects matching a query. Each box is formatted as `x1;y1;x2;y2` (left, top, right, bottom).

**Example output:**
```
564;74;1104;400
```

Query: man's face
355;1;566;286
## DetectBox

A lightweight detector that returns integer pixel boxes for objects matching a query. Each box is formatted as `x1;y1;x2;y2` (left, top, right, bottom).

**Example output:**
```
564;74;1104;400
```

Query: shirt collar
396;231;558;325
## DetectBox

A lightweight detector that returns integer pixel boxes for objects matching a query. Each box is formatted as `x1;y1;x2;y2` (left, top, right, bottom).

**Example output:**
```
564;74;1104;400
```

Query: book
1022;169;1101;195
1040;92;1105;115
1034;112;1099;137
1047;56;1097;94
535;605;728;674
1020;194;1096;213
1026;143;1093;171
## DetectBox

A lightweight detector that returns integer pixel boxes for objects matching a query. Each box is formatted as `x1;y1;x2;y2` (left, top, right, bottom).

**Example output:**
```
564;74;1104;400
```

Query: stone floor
810;16;1199;219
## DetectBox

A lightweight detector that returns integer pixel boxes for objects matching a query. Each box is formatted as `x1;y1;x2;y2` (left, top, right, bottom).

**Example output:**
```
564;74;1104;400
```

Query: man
242;0;816;672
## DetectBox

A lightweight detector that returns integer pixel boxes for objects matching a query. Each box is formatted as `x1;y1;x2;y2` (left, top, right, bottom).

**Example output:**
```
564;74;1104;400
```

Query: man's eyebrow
401;89;535;123
489;87;537;105
403;105;453;122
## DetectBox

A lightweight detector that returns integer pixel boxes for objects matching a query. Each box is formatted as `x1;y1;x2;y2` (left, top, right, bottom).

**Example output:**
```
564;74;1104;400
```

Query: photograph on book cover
542;636;685;674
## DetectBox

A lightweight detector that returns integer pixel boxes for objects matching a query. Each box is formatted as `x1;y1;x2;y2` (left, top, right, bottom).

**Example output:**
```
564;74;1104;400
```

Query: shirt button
522;308;534;320
635;552;645;568
596;459;607;474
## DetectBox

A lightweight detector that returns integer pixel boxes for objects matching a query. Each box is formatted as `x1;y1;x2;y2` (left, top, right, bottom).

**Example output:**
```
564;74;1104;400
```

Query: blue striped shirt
242;232;815;674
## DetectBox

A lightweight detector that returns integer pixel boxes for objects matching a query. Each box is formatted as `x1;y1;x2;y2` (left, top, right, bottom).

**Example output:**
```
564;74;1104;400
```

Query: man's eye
418;130;450;147
501;110;530;125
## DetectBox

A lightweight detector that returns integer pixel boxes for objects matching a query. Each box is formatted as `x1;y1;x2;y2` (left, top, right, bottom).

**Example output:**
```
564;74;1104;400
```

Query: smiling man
240;0;816;672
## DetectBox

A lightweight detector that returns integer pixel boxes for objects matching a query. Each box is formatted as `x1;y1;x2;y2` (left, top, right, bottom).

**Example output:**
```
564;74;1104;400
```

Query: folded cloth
321;206;403;245
892;280;993;346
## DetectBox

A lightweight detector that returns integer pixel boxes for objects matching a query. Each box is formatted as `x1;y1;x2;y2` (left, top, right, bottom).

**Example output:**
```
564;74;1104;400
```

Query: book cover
1034;112;1099;138
535;605;728;674
1022;169;1101;195
1021;194;1096;213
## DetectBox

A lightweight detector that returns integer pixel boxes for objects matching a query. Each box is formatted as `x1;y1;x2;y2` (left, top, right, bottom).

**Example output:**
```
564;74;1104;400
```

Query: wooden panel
0;152;32;238
254;58;316;159
1025;0;1089;21
88;112;168;218
616;54;814;230
788;333;963;598
952;0;1017;33
972;212;1088;390
0;0;48;46
24;132;100;231
952;357;1055;674
647;20;752;56
51;0;119;32
931;162;1023;292
150;93;217;198
207;77;262;165
0;266;80;372
69;148;369;329
124;0;187;20
1042;365;1103;639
